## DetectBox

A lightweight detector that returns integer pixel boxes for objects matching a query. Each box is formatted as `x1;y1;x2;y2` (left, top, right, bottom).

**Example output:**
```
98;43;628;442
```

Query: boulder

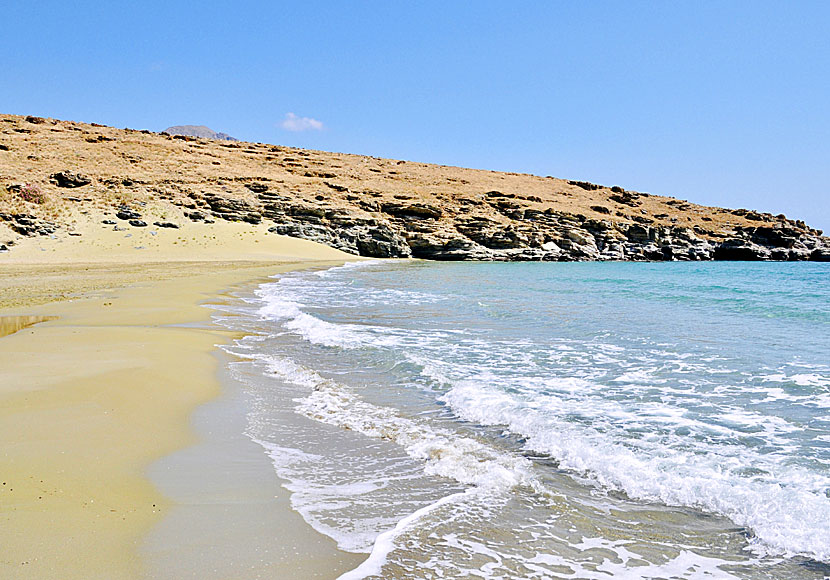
116;208;142;220
713;239;771;261
50;171;91;188
245;182;269;193
407;234;492;260
564;228;596;247
810;248;830;262
625;224;655;243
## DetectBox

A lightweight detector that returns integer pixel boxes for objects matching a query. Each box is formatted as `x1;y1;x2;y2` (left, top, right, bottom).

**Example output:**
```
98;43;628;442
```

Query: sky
3;2;829;231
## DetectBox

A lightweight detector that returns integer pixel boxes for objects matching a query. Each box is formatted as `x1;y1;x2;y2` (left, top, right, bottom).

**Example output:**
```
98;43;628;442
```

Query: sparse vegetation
18;183;47;204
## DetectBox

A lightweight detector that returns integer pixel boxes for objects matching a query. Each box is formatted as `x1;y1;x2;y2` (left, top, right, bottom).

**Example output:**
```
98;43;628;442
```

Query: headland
1;113;828;263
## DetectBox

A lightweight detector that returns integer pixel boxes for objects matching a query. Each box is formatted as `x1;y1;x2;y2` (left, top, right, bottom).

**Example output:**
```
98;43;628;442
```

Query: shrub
18;183;47;204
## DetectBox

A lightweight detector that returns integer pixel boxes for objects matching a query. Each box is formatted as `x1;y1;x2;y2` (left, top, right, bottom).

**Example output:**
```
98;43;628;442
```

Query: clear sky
4;1;829;231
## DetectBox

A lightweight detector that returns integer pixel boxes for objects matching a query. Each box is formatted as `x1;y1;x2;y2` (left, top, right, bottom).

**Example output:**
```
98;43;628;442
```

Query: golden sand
0;221;366;578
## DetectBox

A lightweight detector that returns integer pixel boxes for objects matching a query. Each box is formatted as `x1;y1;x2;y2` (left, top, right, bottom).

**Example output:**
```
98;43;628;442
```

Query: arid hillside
1;113;828;261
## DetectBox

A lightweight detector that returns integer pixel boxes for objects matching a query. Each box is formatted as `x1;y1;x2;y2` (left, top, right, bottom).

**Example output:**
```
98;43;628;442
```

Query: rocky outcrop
0;212;58;236
255;202;830;262
268;211;411;258
50;171;91;188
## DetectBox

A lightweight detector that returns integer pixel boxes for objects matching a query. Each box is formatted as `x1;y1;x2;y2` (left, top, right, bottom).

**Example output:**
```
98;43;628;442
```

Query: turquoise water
222;261;830;579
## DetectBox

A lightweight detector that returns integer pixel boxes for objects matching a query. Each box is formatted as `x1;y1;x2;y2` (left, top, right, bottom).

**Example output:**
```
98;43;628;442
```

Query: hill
1;113;828;261
162;125;237;141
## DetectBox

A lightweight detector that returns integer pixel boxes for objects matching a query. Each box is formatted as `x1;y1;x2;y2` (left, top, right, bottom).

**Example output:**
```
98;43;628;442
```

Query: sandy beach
4;4;829;576
0;217;365;578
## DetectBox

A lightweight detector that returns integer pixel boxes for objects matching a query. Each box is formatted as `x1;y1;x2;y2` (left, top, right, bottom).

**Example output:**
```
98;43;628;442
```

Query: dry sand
0;218;366;579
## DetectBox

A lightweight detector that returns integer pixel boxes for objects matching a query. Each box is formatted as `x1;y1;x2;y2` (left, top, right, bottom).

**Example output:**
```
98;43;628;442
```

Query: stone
625;224;654;243
408;234;492;260
713;239;771;261
568;180;602;191
129;220;147;227
381;202;443;219
246;182;269;193
116;208;142;220
810;248;830;262
610;192;641;207
564;229;595;247
324;182;349;192
50;171;91;188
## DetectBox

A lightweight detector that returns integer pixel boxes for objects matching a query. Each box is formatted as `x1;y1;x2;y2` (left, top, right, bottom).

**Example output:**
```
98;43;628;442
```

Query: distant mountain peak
162;125;238;141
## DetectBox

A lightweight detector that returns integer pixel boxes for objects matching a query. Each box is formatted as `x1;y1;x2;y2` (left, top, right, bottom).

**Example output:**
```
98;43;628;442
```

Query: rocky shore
2;113;828;262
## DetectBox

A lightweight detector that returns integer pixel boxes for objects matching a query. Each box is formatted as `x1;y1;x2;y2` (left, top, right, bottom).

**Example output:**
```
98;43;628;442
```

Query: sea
215;260;830;580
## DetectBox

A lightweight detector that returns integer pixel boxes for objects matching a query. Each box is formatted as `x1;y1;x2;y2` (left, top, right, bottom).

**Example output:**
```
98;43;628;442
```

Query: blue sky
4;2;829;231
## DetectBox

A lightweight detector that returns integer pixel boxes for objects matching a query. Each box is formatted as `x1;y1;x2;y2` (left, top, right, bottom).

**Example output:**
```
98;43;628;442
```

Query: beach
1;212;829;580
4;3;829;577
0;218;365;579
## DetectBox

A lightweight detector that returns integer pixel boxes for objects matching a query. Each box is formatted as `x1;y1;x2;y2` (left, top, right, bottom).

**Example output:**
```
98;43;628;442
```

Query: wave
442;378;830;561
267;355;537;492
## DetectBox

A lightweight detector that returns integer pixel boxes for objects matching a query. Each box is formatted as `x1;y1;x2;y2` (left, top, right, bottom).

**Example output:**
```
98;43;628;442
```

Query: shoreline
143;346;365;579
142;277;366;579
0;243;363;578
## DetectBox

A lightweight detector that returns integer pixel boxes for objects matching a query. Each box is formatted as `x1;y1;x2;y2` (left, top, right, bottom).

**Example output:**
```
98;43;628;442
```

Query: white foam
255;354;545;562
255;279;442;350
312;259;384;278
441;379;830;561
758;372;830;388
267;357;537;492
254;439;394;552
337;490;473;580
341;514;749;580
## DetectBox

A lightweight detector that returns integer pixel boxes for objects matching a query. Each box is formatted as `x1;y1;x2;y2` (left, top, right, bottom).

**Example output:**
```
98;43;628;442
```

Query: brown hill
1;113;828;261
